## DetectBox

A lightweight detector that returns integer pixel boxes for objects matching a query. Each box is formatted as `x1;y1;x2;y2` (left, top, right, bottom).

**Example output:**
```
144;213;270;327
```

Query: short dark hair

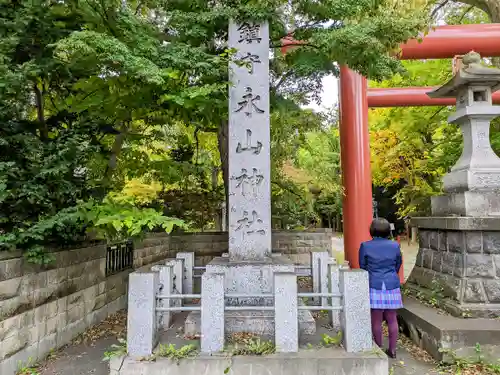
369;218;391;238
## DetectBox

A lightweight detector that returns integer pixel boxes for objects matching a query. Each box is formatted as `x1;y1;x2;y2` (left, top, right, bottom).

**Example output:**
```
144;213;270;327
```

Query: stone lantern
408;52;500;318
429;51;500;217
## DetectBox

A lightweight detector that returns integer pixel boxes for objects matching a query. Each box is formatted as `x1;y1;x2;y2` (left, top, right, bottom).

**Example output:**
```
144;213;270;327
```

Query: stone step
399;296;500;361
110;346;388;375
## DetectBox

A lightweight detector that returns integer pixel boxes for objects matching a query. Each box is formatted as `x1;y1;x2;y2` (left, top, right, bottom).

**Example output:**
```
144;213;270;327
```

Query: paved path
39;338;113;375
391;349;437;375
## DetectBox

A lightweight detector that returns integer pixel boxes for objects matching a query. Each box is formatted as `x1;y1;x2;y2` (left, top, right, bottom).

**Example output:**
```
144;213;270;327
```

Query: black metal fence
106;240;134;276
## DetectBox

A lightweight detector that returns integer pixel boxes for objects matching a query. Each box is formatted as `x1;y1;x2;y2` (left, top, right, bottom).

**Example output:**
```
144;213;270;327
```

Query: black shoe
385;349;397;359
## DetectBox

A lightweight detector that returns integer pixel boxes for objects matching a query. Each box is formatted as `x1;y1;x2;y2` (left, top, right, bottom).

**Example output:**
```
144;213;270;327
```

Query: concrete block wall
0;229;333;373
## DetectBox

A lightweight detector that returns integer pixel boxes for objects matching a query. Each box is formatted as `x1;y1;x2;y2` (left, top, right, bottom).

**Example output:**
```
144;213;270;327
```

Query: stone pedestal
409;52;500;318
431;192;500;217
409;217;500;317
185;255;316;335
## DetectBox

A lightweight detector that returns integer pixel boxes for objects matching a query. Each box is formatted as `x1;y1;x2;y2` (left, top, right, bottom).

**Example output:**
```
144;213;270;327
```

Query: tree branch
270;42;321;50
272;69;295;93
134;0;144;15
431;0;450;19
271;180;308;204
458;5;476;21
429;106;446;120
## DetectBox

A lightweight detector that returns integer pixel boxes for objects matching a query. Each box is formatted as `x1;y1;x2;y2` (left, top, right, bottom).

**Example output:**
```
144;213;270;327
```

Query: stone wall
0;230;333;374
163;229;333;266
407;220;500;317
0;240;169;375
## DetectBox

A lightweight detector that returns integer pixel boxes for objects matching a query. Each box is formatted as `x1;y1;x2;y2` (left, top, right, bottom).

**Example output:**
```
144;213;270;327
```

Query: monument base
409;216;500;318
443;168;500;194
185;307;316;336
117;312;383;375
185;255;316;335
110;348;388;375
431;191;500;217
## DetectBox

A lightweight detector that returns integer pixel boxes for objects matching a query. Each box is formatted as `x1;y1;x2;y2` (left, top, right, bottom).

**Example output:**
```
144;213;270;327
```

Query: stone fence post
127;272;159;357
167;259;184;308
328;261;341;328
201;272;224;353
311;250;330;305
177;252;194;294
158;264;173;330
340;269;372;353
274;272;299;352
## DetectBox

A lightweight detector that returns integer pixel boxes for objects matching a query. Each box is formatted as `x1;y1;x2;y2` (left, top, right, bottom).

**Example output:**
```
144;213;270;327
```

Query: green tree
0;0;219;257
296;126;343;227
158;0;427;204
369;2;500;217
0;0;429;258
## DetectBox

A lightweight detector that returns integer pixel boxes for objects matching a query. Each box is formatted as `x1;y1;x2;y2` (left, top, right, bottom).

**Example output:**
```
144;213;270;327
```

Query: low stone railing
126;251;372;356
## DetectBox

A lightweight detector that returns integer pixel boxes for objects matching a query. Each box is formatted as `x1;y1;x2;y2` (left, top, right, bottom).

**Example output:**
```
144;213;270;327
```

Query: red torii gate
283;23;500;268
340;24;500;268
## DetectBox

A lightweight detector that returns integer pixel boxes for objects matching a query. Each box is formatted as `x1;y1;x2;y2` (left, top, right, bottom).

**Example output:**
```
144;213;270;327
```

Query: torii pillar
339;67;372;268
339;24;500;268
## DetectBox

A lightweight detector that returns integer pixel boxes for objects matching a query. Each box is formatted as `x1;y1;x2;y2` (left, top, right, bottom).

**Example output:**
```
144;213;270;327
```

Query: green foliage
103;338;128;362
0;0;428;258
428;279;445;308
156;343;198;363
82;197;185;242
156;0;427;229
321;332;343;347
297;126;343;222
370;59;464;217
16;356;40;375
439;344;500;374
369;6;500;218
0;125;97;249
0;203;88;264
230;338;276;356
273;111;343;229
0;195;183;262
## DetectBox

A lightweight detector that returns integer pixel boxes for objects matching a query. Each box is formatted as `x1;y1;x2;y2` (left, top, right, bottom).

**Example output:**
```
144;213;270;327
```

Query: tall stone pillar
227;21;272;262
409;52;500;318
184;20;315;336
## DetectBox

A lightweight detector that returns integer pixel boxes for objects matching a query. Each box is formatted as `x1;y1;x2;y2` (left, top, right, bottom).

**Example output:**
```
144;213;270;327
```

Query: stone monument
408;51;500;317
184;20;316;335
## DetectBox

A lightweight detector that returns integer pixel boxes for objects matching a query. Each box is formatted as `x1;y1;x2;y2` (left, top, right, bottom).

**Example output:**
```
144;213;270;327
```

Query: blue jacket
359;238;402;290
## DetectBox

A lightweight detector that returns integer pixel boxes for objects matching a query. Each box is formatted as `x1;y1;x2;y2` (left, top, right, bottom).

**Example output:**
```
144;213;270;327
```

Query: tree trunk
212;166;223;231
103;123;128;187
487;1;500;22
33;83;48;141
217;119;229;229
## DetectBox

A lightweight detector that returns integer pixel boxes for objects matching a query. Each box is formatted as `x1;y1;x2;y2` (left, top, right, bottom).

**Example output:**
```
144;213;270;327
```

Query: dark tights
371;309;398;354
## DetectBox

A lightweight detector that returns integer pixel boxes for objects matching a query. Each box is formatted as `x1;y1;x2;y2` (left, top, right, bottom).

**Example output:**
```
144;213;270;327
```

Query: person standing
359;218;403;359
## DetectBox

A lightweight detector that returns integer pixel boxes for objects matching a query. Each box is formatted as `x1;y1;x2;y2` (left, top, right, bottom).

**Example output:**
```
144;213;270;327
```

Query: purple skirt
369;285;403;310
